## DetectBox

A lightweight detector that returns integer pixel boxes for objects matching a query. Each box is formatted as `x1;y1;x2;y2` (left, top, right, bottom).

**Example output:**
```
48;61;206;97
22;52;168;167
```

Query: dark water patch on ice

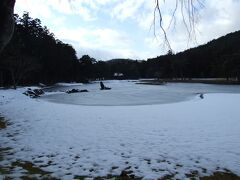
0;116;7;129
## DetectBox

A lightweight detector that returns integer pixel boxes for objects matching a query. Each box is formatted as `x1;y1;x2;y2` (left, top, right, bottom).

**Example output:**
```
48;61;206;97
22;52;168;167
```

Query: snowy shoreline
1;86;240;179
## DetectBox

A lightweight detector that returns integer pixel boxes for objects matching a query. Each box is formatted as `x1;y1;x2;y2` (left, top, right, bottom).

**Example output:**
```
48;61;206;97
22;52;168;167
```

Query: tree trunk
0;0;16;54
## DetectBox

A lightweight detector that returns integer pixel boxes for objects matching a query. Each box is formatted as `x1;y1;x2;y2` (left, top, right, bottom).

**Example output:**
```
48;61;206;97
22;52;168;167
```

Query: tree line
0;12;239;88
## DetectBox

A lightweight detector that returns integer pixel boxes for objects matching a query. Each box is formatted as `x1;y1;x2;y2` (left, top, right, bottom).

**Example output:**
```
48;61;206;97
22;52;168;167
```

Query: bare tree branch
154;0;203;50
154;0;172;51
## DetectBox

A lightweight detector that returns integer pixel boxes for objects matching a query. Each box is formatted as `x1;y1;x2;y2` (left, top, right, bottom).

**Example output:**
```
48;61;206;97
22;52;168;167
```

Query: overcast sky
15;0;240;60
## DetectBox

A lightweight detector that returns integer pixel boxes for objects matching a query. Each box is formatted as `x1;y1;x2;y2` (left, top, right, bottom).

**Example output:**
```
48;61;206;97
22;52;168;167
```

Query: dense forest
0;13;240;88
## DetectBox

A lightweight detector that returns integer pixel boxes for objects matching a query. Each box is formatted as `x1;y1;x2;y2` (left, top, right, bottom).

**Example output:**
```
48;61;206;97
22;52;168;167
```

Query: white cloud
15;0;53;19
48;0;96;21
15;0;97;22
195;0;240;43
14;0;67;31
112;0;147;21
53;26;134;60
55;27;131;48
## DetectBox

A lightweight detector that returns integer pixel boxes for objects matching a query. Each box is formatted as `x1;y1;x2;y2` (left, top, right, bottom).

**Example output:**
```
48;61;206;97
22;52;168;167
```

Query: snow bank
0;87;240;179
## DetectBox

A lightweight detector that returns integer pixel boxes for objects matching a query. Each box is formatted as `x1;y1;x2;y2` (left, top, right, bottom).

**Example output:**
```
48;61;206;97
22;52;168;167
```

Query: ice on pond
42;80;240;106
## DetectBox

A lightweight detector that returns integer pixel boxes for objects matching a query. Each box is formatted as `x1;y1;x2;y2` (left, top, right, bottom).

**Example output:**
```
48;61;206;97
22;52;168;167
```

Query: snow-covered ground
0;81;240;179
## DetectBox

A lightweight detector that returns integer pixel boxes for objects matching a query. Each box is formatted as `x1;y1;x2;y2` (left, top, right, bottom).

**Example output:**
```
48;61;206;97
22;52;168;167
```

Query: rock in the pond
79;89;88;93
23;88;44;98
101;87;111;90
66;89;88;94
100;81;111;90
33;89;44;95
196;93;204;99
199;93;204;99
23;90;38;98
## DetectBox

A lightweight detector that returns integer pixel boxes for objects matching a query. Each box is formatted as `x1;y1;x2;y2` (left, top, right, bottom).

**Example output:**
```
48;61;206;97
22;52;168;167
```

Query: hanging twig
154;0;172;51
153;0;203;50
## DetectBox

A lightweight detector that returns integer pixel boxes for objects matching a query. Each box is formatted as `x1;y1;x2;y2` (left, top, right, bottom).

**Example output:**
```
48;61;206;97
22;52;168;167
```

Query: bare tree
0;0;16;54
153;0;204;50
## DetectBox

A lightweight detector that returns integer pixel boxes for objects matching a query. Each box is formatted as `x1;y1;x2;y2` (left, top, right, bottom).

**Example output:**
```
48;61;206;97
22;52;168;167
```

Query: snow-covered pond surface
41;80;240;106
1;81;240;179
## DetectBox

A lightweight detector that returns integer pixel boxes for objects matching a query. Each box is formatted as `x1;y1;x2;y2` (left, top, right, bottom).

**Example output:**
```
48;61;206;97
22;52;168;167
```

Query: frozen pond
41;80;240;106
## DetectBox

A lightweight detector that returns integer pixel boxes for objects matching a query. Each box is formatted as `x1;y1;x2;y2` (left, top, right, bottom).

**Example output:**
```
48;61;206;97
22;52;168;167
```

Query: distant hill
147;30;240;79
107;58;136;64
104;58;141;79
